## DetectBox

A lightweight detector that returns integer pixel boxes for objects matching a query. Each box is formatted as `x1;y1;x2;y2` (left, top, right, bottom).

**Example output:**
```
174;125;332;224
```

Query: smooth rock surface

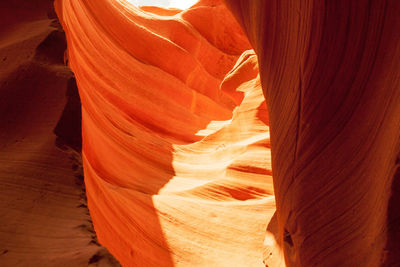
56;0;275;266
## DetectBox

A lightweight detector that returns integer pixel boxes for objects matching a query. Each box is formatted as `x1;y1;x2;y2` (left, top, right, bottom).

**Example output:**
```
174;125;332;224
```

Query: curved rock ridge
55;0;276;266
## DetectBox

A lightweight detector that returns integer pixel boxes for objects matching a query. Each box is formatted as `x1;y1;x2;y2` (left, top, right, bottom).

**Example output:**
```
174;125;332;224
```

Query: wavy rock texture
55;0;276;266
224;0;400;266
6;0;397;266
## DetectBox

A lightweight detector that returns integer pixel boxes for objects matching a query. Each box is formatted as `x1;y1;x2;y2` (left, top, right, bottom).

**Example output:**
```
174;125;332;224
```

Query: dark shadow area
383;157;400;266
34;29;66;64
0;2;120;265
54;76;82;151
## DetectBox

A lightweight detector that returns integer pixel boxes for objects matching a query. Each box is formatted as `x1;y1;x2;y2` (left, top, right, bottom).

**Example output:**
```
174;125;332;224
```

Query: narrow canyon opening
2;0;399;266
127;0;198;10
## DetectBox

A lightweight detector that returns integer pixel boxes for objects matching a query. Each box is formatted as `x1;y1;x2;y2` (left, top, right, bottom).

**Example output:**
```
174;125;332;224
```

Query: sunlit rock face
0;0;398;265
55;0;276;266
54;0;400;266
224;0;400;266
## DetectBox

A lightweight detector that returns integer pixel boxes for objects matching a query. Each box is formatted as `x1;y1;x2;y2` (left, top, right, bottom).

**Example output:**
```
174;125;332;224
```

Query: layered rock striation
224;0;400;266
55;0;275;266
2;0;399;266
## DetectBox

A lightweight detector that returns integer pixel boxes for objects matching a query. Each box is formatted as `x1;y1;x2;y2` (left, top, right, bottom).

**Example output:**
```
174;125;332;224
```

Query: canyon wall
55;0;276;266
224;0;400;266
2;0;398;266
0;0;119;265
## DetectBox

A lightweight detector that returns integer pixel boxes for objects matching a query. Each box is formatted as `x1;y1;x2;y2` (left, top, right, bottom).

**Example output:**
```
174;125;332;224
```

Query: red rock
225;0;400;266
2;0;399;265
0;1;118;265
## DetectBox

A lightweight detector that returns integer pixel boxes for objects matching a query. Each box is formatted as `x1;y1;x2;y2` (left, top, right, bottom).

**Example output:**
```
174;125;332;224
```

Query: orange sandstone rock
55;0;274;266
54;0;400;265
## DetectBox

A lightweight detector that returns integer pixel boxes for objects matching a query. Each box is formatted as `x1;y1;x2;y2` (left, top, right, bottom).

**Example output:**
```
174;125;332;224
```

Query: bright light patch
127;0;198;10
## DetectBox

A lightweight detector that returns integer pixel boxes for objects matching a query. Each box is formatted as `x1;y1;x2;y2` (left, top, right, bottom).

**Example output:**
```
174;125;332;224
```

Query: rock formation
55;0;275;266
0;0;119;265
224;0;400;266
1;0;399;266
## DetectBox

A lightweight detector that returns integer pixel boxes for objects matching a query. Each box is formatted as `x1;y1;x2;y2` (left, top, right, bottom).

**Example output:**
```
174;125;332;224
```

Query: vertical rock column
224;0;400;266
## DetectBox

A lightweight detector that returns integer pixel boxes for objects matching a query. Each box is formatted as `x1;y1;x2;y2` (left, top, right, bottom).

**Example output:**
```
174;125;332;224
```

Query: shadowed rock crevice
383;155;400;266
34;29;66;64
54;76;82;151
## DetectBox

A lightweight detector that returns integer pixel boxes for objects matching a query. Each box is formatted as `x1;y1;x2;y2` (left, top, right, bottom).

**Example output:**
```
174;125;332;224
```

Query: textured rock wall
224;0;400;266
56;0;275;266
0;1;119;265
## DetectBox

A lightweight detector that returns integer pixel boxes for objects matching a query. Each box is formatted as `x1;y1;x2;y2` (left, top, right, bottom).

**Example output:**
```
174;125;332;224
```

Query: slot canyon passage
0;0;399;266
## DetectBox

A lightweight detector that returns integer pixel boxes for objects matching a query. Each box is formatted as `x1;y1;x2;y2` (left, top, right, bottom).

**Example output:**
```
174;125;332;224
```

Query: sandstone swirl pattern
55;0;276;266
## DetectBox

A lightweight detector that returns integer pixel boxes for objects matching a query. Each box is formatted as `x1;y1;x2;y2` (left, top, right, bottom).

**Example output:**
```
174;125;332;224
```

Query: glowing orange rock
55;0;400;265
55;0;274;266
